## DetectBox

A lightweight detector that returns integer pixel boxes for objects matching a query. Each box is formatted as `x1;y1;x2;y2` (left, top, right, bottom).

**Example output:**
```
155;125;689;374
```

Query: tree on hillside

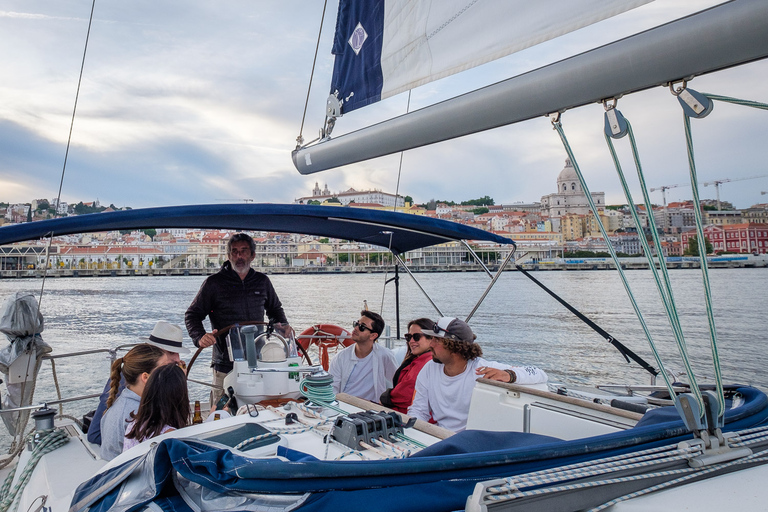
462;196;495;206
684;235;713;256
143;229;157;240
472;207;489;215
403;195;413;205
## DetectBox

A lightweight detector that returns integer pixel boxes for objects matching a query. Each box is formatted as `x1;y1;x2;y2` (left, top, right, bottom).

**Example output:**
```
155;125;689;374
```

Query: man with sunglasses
329;310;398;402
408;317;547;432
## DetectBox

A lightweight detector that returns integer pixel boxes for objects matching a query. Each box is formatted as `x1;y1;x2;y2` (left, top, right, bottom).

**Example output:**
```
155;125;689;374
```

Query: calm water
1;268;766;445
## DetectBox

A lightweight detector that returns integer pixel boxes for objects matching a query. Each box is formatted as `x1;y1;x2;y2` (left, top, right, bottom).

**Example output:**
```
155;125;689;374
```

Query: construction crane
702;175;768;210
649;184;684;207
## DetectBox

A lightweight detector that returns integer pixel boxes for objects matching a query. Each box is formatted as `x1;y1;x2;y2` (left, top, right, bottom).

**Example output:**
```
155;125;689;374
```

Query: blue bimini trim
0;203;515;253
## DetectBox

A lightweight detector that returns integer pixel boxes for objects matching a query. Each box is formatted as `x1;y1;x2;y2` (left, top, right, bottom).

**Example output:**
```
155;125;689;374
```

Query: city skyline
2;1;767;211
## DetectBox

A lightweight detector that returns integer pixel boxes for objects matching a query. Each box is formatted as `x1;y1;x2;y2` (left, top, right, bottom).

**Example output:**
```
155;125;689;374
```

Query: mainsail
330;0;652;114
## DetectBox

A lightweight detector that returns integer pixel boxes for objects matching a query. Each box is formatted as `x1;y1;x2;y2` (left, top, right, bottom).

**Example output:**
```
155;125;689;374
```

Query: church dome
556;159;582;195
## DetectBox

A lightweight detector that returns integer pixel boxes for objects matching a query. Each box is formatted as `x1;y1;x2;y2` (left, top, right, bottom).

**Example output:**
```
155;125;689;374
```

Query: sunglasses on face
404;333;432;342
353;320;373;333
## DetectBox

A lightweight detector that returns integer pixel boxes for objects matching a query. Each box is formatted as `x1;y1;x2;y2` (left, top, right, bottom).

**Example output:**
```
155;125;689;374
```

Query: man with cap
408;317;547;432
86;321;190;445
185;233;290;403
329;310;398;403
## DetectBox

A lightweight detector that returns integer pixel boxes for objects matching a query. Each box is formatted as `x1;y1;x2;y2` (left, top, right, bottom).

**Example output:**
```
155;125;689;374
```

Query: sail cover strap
330;0;652;114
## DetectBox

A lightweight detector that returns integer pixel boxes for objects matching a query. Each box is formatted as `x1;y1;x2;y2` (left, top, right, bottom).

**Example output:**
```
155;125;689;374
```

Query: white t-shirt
408;357;547;432
341;350;375;401
329;343;398;402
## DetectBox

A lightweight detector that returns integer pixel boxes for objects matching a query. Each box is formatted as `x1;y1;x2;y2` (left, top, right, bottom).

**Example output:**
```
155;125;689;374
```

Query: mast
293;0;768;175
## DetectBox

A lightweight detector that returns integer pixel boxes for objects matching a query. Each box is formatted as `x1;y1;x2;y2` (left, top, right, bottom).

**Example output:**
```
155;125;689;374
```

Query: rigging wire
381;90;413;332
684;91;768;418
550;117;678;403
392;90;412;213
681;111;725;417
40;0;98;305
602;115;703;414
296;0;329;148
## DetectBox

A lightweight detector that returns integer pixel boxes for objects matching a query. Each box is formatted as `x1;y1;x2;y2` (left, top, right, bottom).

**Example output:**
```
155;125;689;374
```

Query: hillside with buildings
2;161;768;272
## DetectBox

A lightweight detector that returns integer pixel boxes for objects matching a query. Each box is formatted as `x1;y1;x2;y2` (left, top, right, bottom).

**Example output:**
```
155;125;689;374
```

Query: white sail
380;0;652;100
330;0;652;114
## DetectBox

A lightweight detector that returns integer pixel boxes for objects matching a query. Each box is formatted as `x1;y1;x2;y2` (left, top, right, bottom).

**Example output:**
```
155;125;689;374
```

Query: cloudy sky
1;0;767;211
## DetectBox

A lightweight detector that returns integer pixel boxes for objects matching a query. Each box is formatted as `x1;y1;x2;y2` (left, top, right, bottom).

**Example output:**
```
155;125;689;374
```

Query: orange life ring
298;324;353;370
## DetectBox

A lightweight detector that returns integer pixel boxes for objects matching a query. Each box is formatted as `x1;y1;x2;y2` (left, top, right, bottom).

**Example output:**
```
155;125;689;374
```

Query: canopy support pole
393;253;443;317
465;248;515;323
461;240;493;278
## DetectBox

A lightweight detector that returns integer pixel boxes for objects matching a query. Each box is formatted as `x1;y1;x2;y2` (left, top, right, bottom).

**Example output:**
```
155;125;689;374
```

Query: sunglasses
353;320;374;333
404;333;432;342
432;322;458;340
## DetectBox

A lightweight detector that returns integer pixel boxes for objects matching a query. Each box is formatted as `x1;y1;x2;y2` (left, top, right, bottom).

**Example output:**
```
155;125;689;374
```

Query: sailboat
1;1;768;511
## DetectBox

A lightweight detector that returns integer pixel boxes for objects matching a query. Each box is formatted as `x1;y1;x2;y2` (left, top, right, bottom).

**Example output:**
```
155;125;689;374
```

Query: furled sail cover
330;0;652;114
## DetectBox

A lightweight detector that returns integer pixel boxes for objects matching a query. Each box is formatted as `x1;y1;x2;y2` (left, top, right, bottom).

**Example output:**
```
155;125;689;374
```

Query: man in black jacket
185;233;289;401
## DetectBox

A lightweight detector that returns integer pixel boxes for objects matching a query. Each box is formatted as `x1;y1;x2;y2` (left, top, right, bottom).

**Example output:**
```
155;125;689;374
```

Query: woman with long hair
99;344;169;460
380;318;434;413
123;363;189;452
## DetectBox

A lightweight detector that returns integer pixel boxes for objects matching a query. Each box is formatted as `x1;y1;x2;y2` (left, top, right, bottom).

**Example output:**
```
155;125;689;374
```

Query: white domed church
540;159;605;232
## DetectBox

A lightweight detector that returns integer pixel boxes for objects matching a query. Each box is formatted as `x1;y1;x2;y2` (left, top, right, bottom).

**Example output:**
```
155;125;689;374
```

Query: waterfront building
742;204;768;224
680;225;724;254
721;223;768;254
654;204;697;234
295;182;404;208
705;210;743;226
607;232;642;255
678;224;768;254
540;159;605;232
599;210;623;233
490;202;542;213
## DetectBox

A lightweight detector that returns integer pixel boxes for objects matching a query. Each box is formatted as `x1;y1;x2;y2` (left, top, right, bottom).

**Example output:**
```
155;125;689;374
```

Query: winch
331;410;407;450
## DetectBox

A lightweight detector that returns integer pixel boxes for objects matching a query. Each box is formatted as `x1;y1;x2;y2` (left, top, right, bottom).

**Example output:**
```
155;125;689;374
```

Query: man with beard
329;310;398;402
408;317;547;432
186;233;289;402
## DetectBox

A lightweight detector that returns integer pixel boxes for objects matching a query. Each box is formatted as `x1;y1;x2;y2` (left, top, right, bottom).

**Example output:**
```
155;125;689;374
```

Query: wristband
505;369;516;384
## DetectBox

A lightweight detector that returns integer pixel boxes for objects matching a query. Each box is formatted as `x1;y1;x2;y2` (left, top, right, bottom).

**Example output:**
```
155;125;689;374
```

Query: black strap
515;265;658;377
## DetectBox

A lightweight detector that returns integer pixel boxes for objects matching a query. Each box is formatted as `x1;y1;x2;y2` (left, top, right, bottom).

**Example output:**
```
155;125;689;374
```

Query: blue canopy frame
0;203;515;254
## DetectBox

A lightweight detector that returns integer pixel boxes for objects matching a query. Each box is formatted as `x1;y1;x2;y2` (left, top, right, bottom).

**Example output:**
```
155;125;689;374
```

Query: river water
0;268;766;446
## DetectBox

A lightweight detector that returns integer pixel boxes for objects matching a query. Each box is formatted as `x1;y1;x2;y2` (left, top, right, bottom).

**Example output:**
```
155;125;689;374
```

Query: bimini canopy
0;204;514;254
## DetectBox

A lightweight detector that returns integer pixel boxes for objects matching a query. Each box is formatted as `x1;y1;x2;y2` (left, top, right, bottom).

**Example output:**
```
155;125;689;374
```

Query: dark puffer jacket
185;262;288;373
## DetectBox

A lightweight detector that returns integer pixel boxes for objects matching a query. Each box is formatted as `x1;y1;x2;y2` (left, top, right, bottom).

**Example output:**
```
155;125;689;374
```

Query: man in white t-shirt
329;310;398;402
408;317;547;432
